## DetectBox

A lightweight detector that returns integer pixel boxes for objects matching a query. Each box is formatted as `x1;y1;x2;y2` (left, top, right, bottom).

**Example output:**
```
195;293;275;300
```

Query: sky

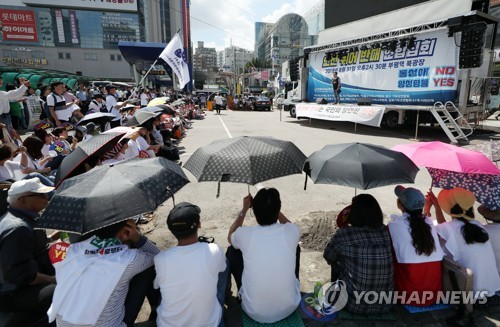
189;0;321;51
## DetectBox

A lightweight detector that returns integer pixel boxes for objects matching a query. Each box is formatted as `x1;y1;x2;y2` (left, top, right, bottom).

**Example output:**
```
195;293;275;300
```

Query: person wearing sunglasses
0;178;55;326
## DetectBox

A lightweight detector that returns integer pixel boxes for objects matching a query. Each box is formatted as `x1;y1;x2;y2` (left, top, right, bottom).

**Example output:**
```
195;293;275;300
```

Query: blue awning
118;41;167;64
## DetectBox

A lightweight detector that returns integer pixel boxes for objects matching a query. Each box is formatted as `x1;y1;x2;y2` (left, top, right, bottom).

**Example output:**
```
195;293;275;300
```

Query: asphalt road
138;108;500;326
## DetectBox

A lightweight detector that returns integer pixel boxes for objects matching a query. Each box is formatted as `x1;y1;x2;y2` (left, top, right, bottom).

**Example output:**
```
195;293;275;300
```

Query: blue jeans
333;89;340;104
216;262;230;327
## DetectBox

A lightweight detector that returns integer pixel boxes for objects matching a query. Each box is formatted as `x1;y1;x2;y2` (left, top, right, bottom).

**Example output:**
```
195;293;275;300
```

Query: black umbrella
141;105;177;115
303;142;419;191
54;132;126;188
184;136;307;196
77;112;116;127
38;157;189;235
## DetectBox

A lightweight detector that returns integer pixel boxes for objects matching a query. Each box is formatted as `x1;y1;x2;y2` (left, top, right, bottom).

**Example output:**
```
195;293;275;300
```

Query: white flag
159;33;190;89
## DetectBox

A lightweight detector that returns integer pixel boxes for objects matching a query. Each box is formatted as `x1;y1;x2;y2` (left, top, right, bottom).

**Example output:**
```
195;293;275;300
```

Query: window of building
3;49;16;57
58;52;64;59
117;54;122;61
85;53;98;60
110;54;115;61
65;53;71;59
91;53;97;60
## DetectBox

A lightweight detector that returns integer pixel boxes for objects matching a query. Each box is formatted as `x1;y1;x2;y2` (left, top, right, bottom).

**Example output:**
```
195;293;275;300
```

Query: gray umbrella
37;157;189;235
127;110;161;126
184;136;307;196
303;142;419;190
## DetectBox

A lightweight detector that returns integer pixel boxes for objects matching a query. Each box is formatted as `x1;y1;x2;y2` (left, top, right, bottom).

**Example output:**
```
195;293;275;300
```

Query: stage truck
282;10;498;143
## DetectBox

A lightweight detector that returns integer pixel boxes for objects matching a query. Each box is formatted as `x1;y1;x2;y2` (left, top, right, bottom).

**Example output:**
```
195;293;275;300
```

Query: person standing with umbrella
48;218;160;326
0;178;55;326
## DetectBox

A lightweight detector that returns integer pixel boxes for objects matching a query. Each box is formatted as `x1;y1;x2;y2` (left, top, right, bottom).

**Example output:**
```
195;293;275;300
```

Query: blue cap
394;185;425;211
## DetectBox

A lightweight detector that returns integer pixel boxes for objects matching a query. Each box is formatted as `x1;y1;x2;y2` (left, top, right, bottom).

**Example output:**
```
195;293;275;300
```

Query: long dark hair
349;194;383;228
405;208;436;256
452;204;489;244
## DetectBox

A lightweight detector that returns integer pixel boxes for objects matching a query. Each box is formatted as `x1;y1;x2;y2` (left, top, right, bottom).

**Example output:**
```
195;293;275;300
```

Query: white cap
8;178;54;196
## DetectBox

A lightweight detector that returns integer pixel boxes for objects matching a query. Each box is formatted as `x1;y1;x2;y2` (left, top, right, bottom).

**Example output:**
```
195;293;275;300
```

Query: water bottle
59;232;69;243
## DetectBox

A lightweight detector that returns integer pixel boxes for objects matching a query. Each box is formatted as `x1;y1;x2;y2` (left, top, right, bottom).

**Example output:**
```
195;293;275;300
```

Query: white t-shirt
436;219;500;297
0;164;14;181
483;223;500;276
105;94;121;121
136;136;155;158
124;139;140;159
388;213;444;264
46;93;71;121
140;93;149;106
154;242;226;327
231;223;301;323
12;154;40;180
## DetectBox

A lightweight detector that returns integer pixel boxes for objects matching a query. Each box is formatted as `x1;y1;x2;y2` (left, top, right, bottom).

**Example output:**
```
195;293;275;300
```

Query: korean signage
0;9;38;42
24;0;137;12
296;103;385;127
69;11;79;44
307;29;458;106
0;57;48;66
55;10;65;43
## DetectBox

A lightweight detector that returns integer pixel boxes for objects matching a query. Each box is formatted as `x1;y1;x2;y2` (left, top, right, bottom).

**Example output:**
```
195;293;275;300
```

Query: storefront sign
0;9;38;42
24;0;137;12
0;57;48;66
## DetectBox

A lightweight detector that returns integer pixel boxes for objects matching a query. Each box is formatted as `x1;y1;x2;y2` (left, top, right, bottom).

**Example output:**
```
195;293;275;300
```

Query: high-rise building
217;46;254;73
0;0;173;80
193;41;217;71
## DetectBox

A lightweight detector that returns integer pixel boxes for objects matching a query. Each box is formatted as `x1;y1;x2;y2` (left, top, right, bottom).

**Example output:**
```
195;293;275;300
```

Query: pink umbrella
392;141;500;175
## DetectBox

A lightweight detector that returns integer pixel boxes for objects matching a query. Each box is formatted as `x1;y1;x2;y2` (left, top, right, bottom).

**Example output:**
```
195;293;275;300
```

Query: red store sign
0;9;38;42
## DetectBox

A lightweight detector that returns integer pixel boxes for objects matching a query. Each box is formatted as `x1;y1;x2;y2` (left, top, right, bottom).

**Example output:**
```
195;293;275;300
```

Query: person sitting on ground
154;202;227;327
0;144;28;182
324;194;394;314
0;178;55;326
48;218;160;326
389;186;444;306
12;136;52;181
479;205;500;275
426;188;500;298
227;188;301;323
51;126;78;153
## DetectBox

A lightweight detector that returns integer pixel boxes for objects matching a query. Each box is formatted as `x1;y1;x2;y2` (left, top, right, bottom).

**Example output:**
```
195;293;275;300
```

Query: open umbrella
38;157;189;235
303;143;419;190
54;132;126;187
464;140;500;164
392;141;499;175
147;97;170;107
126;110;160;126
184;136;306;196
141;105;177;115
77;112;116;127
427;168;500;210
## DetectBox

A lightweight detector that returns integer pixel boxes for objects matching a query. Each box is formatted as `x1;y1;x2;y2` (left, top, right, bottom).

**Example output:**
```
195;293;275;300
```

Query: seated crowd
1;81;500;326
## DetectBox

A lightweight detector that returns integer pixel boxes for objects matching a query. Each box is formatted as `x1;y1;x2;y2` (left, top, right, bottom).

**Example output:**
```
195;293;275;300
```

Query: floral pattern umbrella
464;140;500;163
428;167;500;210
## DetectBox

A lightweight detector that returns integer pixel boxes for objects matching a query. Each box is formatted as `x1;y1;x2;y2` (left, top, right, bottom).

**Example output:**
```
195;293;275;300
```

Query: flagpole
137;59;159;88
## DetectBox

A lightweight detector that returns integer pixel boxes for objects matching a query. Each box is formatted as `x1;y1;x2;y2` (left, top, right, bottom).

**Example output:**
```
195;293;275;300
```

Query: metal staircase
430;101;474;144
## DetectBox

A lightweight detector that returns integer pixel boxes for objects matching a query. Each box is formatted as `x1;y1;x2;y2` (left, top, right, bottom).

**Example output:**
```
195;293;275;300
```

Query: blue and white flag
159;33;190;89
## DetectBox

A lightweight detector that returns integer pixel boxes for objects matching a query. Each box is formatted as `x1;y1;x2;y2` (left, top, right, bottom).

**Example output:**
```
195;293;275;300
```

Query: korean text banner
0;9;38;42
307;29;458;106
295;103;385;127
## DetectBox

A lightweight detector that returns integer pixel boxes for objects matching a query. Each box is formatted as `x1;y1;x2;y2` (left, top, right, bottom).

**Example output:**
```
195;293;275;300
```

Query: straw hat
438;188;476;221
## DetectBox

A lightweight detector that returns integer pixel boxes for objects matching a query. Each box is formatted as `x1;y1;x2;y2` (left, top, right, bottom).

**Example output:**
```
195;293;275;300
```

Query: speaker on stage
357;97;372;106
316;98;328;104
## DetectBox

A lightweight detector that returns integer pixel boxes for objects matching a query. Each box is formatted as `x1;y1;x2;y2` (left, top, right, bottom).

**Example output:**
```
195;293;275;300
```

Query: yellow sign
0;57;48;65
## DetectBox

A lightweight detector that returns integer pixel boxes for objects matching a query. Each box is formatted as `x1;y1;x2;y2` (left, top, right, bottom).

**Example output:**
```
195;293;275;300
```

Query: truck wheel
290;106;296;118
382;112;399;128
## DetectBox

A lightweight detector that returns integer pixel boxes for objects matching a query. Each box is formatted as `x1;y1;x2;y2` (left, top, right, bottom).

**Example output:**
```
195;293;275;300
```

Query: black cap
105;84;116;92
167;202;200;237
93;93;104;99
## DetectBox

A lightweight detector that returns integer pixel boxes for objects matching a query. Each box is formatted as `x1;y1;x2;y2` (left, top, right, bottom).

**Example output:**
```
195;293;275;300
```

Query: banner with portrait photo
306;29;458;106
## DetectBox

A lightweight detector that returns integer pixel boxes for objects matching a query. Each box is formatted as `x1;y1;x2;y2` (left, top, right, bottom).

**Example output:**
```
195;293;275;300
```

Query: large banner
0;9;38;42
295;103;385;127
307;29;458;106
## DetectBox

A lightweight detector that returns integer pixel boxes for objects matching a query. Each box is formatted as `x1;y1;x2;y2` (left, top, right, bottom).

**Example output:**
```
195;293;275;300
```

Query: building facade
255;14;317;78
217;46;253;72
0;0;172;80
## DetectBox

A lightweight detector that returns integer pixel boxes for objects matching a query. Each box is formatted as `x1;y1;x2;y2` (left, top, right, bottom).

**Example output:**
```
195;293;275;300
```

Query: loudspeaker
357;97;372;106
471;0;489;13
316;98;328;104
